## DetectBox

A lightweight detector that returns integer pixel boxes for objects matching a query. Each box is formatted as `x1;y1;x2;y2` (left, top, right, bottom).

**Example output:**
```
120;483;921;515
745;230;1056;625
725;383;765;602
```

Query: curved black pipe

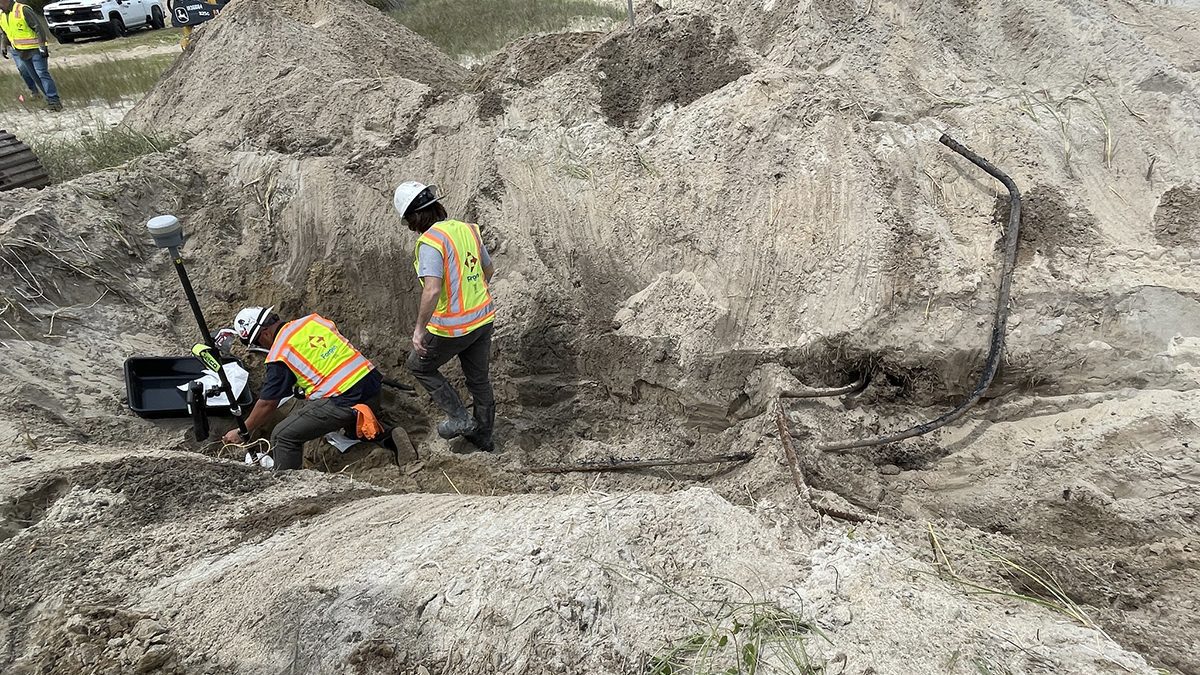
818;134;1022;453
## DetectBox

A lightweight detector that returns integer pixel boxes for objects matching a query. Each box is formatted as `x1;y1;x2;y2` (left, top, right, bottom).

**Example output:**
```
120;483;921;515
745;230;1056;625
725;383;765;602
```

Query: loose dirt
2;0;1199;672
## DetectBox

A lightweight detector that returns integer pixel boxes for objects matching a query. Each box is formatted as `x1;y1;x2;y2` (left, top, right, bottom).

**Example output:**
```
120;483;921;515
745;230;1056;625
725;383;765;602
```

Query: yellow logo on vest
308;334;337;358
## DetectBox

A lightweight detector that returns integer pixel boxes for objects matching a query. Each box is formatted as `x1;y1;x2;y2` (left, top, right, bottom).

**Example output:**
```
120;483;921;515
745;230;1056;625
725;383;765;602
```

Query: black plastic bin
124;356;253;419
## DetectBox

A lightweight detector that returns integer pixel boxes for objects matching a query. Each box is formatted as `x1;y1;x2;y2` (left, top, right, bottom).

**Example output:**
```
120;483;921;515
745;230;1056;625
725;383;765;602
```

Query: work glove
38;46;48;57
213;327;238;356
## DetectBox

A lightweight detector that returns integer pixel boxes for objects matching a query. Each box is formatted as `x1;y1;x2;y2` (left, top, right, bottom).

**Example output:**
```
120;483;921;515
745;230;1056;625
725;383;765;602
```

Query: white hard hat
233;306;274;345
394;181;440;218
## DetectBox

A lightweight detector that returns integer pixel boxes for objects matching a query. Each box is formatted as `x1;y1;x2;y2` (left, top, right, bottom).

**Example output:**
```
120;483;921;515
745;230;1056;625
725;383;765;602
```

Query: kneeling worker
221;306;394;470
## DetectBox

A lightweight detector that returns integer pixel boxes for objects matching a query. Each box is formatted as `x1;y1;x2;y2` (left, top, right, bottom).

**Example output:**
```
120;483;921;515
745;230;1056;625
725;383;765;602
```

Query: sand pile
127;0;467;154
2;0;1199;671
0;447;1160;674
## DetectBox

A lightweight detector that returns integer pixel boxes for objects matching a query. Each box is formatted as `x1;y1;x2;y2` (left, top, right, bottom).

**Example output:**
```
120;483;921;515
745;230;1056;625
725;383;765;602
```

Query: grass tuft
28;122;179;182
927;524;1103;634
614;568;829;675
387;0;624;58
0;53;174;112
648;601;828;675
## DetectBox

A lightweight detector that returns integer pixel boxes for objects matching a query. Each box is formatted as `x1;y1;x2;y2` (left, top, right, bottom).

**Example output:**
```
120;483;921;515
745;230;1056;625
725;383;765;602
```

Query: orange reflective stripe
310;355;372;399
427;301;494;330
322;362;371;398
440;229;465;313
266;320;304;361
264;314;373;399
432;298;493;319
426;227;463;313
282;346;323;382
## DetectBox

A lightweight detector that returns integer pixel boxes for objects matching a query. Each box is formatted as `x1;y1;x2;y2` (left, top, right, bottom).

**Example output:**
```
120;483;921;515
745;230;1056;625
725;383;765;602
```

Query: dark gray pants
406;323;495;437
270;395;378;470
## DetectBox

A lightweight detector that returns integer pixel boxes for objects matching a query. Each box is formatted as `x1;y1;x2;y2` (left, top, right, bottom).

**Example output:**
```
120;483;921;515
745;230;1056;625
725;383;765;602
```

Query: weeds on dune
1016;88;1124;178
926;525;1102;634
647;601;828;675
0;53;174;111
27;122;179;182
617;568;830;675
386;0;624;58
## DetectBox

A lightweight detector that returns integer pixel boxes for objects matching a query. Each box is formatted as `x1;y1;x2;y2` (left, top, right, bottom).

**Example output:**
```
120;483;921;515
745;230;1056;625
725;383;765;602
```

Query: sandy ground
0;99;136;143
1;0;1199;672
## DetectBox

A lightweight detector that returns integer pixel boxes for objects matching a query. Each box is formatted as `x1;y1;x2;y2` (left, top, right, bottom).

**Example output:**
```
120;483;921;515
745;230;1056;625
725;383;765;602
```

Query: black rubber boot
430;383;477;439
464;403;496;452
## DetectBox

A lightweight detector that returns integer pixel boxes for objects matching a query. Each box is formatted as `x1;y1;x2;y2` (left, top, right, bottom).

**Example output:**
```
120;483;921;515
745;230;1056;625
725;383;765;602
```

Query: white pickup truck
42;0;167;43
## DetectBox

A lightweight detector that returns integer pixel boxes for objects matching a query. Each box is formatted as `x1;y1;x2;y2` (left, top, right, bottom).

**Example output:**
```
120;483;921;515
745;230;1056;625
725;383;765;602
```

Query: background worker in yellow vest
394;181;498;453
222;306;408;470
0;0;60;111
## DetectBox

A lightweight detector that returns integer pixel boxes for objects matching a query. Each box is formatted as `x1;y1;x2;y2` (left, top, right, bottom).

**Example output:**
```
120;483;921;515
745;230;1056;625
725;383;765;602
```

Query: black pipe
818;134;1021;453
168;246;248;435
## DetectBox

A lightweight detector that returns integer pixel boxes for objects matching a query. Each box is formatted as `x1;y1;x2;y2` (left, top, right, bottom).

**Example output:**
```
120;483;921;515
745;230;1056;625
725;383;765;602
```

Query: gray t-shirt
417;240;492;278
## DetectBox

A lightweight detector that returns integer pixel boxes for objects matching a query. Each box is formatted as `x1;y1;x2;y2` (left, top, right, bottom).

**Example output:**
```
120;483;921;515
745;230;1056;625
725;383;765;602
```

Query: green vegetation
56;28;184;56
387;0;624;58
927;525;1102;633
648;601;828;675
0;53;175;111
613;568;829;675
28;122;178;182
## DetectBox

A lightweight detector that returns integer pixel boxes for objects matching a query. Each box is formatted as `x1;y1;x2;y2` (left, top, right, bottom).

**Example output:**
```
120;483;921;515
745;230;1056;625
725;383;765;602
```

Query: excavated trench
2;0;1200;671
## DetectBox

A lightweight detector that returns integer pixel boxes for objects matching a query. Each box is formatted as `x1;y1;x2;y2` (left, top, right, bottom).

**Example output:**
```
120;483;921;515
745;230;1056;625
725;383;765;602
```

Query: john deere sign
169;0;229;27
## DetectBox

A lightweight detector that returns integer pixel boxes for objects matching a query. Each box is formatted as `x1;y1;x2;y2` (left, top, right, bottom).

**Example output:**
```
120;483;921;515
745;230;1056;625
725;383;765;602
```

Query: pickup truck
42;0;167;43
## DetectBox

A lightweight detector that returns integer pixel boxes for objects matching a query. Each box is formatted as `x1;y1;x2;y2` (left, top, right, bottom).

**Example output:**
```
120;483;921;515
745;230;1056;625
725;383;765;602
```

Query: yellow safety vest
0;3;40;50
413;220;495;338
265;314;373;399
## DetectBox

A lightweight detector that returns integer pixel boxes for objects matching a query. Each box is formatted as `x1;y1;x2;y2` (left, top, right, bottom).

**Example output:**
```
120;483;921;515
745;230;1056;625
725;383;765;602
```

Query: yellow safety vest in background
413;219;495;338
266;314;373;399
0;3;41;50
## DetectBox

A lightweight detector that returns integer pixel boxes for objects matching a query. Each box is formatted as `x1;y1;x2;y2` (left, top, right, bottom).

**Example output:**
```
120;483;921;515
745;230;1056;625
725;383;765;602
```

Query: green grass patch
0;53;175;112
56;28;184;56
387;0;624;58
648;602;828;675
28;122;179;182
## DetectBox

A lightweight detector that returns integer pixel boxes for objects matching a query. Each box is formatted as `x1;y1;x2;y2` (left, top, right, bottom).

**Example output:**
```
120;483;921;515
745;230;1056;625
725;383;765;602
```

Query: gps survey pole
146;215;248;438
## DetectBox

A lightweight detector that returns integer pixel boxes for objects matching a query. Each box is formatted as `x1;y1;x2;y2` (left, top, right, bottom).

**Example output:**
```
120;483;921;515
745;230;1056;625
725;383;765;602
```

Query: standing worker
0;0;60;111
221;306;412;469
394;181;498;453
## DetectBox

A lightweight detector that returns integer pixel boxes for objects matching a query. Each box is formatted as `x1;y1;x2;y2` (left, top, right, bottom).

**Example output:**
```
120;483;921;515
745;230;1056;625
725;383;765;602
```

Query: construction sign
170;0;229;27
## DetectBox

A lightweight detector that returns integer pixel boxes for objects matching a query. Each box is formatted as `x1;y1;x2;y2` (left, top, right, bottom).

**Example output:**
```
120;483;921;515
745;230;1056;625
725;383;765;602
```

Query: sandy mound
127;0;468;153
0;448;1158;674
2;0;1200;671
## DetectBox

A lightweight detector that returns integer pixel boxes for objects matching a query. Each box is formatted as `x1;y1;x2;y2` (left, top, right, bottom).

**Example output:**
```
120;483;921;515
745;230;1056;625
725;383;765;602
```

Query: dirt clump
593;13;750;127
228;487;384;543
1011;185;1099;256
472;31;603;89
476;88;505;121
1153;182;1200;247
0;476;70;542
65;456;271;526
5;605;193;675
